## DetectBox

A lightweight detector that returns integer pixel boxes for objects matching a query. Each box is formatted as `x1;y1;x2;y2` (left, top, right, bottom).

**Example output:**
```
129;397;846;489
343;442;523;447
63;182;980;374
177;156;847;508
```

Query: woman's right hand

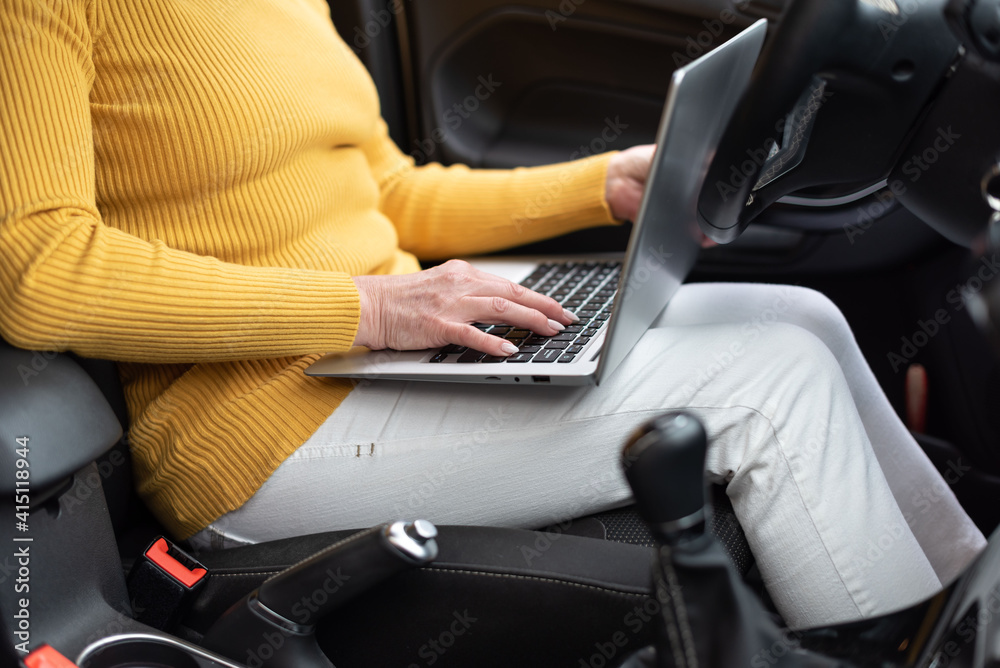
351;260;578;356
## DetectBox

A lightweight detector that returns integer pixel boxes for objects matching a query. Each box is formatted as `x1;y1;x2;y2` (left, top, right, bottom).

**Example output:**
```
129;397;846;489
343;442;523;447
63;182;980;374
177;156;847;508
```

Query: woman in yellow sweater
0;0;986;628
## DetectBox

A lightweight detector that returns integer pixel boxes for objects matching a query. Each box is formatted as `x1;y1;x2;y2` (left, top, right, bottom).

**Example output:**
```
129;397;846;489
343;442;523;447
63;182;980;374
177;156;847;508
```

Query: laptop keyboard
429;261;621;364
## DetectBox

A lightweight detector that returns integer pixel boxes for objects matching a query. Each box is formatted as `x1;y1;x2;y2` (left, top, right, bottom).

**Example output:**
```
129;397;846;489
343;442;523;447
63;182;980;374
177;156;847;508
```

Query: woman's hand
606;144;719;248
352;260;578;355
605;145;655;222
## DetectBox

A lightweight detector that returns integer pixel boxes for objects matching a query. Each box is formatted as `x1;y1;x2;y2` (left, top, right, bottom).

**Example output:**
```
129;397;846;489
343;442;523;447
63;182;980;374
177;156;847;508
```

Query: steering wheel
696;0;966;243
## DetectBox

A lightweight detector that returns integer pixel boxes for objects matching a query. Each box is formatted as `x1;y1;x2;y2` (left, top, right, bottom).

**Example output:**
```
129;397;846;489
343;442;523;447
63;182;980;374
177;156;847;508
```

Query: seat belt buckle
126;536;208;632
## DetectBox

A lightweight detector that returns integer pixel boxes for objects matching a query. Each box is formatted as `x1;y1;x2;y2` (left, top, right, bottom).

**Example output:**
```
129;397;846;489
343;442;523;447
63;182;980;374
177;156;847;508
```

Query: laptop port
532;376;551;384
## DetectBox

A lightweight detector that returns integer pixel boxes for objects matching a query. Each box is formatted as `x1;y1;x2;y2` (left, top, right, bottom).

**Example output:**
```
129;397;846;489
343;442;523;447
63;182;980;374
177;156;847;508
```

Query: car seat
0;338;759;666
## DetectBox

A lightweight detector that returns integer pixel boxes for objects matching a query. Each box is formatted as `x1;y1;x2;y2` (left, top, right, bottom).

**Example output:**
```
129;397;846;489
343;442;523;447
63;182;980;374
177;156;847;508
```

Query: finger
435;261;574;323
462;295;566;336
475;273;579;325
444;323;521;357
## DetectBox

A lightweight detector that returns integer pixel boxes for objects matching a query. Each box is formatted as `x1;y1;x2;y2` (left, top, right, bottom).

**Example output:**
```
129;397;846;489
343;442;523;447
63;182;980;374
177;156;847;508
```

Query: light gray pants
191;283;986;628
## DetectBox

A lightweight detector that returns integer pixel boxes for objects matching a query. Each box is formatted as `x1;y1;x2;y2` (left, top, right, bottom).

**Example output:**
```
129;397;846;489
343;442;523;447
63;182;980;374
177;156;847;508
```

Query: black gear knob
621;412;708;544
618;412;844;668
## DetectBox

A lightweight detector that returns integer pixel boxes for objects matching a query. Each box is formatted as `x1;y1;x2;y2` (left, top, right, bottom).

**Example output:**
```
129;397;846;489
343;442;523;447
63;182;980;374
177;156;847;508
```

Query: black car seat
0;338;761;665
51;342;760;665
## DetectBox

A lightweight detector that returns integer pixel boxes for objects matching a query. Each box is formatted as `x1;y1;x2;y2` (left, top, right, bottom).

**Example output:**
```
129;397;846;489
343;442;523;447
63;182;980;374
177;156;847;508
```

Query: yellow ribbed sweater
0;0;617;538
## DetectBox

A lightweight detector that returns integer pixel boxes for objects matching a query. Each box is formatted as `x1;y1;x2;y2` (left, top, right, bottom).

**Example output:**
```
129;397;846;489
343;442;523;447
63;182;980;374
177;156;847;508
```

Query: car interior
3;0;1000;666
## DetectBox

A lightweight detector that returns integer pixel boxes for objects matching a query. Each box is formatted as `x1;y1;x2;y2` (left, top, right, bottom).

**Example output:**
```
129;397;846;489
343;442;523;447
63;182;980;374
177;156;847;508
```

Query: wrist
351;275;380;349
604;153;626;221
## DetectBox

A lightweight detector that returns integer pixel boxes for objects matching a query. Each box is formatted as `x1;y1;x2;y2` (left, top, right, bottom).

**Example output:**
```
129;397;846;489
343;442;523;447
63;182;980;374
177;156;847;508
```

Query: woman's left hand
605;145;655;222
604;144;719;248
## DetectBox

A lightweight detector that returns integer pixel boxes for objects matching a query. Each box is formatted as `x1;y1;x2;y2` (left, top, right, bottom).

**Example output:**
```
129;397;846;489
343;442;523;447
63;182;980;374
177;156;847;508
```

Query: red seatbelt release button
145;537;207;588
24;644;79;668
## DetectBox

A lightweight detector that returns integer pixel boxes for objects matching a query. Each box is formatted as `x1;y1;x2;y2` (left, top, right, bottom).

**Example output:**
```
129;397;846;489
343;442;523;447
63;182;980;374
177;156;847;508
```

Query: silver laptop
307;19;767;386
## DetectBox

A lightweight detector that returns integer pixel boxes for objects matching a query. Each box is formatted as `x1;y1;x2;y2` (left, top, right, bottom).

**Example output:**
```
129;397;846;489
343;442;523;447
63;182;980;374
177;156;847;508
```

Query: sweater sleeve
361;119;622;261
0;0;360;363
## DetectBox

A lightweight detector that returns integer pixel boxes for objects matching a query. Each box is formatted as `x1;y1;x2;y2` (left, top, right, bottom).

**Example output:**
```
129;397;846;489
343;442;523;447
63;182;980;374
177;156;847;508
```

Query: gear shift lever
619;412;840;668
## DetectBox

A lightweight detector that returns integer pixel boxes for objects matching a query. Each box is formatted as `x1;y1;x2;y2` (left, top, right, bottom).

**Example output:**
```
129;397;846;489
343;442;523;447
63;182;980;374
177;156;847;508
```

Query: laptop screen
596;19;768;384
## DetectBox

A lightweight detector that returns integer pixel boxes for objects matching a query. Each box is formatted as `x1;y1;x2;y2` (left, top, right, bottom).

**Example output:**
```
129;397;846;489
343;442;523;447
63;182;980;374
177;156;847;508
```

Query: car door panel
395;0;773;167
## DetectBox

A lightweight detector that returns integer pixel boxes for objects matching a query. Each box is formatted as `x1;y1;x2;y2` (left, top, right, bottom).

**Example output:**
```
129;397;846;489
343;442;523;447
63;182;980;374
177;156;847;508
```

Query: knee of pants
707;324;851;473
784;286;853;341
740;321;847;400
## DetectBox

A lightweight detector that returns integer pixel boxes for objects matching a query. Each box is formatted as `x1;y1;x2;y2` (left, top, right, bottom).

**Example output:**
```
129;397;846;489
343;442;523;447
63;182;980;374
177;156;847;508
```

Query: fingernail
547;319;566;332
501;342;519;355
563;308;580;322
